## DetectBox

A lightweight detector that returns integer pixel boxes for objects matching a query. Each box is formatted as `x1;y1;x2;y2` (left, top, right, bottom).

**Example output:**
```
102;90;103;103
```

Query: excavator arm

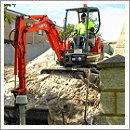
11;15;65;95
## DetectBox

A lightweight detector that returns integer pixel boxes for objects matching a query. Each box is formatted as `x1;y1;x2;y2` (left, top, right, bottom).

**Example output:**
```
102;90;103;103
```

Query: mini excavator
10;4;104;124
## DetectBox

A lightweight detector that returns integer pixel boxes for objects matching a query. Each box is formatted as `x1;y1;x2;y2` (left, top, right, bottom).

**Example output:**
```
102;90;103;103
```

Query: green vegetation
4;4;16;24
59;23;75;39
4;4;12;24
108;52;113;55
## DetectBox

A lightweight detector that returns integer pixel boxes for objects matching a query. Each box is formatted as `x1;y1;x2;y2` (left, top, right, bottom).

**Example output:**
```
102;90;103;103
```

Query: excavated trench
4;106;48;125
4;49;101;125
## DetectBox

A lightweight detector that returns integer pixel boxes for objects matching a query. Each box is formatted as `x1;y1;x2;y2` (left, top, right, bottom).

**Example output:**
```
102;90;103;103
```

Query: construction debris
4;48;101;125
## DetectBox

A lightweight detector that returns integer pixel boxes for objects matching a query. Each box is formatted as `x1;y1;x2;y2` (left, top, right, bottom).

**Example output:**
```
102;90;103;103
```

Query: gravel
4;48;101;125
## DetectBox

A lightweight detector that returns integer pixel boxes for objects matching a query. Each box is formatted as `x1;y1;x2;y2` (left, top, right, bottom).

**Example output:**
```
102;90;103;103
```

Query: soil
4;48;101;125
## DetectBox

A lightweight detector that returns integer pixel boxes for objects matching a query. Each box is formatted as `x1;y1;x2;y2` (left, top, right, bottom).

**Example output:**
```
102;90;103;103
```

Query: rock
4;48;101;125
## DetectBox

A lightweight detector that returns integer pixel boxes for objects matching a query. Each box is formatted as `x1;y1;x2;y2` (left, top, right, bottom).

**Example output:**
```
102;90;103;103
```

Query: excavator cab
61;5;103;67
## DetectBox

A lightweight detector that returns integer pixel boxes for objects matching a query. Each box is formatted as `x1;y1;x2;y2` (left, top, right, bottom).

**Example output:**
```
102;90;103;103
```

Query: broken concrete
4;48;101;125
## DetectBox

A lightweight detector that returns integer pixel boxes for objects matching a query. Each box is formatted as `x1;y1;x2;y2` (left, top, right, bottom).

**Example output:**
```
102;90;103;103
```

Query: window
37;30;43;35
11;19;15;30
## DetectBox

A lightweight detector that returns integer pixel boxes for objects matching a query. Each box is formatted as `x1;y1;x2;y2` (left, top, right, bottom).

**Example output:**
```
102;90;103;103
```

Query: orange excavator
11;5;103;96
9;5;103;125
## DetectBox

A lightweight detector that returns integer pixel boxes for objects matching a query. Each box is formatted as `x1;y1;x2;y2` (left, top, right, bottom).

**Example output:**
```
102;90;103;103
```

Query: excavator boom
12;15;65;95
11;6;103;96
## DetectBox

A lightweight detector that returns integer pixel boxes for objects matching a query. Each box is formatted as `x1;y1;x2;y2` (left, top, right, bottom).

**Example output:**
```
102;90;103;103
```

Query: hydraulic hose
9;29;15;47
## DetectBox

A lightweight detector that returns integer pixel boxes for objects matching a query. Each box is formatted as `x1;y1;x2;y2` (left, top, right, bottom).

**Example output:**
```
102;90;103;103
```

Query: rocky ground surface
4;48;101;125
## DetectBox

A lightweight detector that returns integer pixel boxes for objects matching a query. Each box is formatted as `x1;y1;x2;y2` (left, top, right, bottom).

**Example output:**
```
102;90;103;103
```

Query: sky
6;1;127;42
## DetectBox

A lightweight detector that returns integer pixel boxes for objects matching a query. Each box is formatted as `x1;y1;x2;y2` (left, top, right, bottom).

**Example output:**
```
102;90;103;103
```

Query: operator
73;13;95;48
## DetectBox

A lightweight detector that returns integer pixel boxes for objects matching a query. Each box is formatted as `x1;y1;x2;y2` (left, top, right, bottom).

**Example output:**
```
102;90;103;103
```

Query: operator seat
73;35;85;49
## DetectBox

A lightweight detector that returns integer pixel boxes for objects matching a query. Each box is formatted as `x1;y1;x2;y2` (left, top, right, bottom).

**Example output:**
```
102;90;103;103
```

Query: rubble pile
4;48;101;125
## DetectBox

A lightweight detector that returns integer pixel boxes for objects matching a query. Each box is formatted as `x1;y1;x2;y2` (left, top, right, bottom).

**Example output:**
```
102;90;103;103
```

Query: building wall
4;10;51;65
113;9;128;57
4;11;48;44
4;41;50;65
114;21;125;56
4;9;62;65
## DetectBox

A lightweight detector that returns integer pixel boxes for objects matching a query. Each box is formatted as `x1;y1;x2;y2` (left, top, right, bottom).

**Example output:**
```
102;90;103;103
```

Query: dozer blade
41;67;87;79
40;67;100;80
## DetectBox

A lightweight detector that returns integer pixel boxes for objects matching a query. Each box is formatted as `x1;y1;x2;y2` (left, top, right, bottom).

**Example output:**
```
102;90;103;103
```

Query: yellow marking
87;54;100;58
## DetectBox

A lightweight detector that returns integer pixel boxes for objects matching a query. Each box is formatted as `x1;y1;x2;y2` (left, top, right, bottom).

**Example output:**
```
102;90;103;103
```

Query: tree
59;23;75;39
4;4;16;24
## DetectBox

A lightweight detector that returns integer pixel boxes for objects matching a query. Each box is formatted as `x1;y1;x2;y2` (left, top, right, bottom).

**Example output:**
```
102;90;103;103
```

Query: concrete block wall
97;55;125;125
4;41;50;65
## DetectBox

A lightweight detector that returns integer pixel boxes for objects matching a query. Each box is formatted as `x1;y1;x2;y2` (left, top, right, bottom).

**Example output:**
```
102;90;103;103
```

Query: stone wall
97;54;125;125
